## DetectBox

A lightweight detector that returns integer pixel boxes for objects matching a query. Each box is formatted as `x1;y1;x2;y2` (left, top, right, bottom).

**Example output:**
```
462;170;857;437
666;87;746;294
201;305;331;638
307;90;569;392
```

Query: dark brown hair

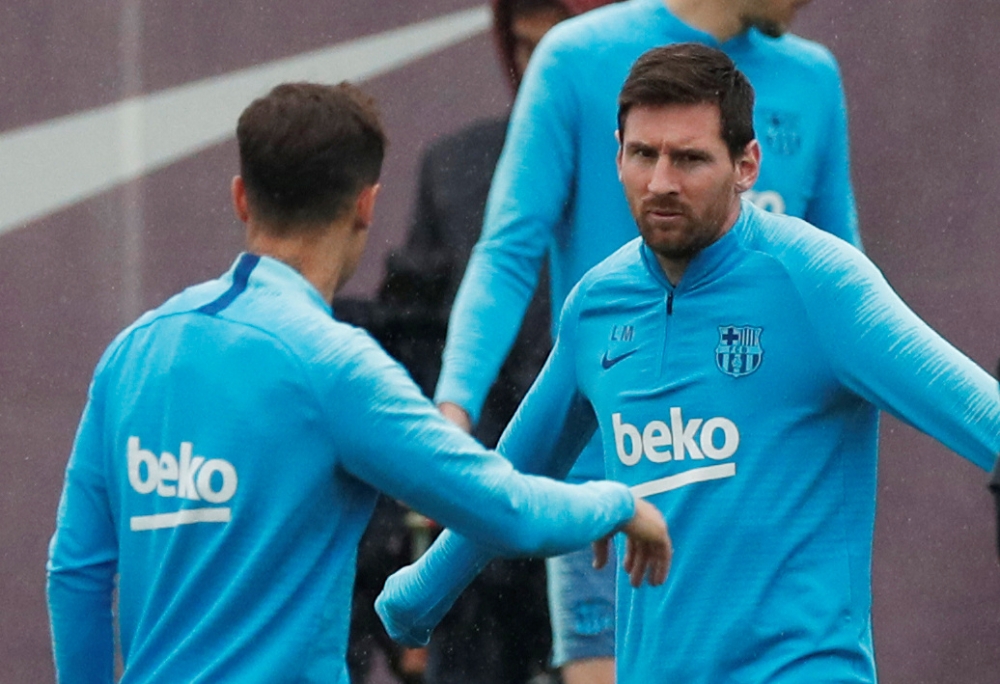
492;0;620;91
617;43;755;159
237;81;387;230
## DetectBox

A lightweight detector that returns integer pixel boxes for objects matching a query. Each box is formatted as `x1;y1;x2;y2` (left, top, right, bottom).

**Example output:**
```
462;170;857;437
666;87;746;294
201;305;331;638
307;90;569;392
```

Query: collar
228;252;333;315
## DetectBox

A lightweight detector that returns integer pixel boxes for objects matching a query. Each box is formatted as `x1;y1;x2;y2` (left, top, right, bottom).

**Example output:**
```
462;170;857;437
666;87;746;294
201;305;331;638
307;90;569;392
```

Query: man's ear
354;183;380;231
734;140;761;193
615;129;624;181
231;176;250;223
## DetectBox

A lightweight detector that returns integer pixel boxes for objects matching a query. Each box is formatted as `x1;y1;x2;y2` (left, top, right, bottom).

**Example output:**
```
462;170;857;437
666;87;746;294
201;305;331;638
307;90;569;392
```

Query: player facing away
376;45;1000;683
44;82;671;684
433;1;859;681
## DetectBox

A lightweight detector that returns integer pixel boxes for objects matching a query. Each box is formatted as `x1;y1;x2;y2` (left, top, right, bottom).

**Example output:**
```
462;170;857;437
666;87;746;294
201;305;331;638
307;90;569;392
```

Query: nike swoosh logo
601;349;637;369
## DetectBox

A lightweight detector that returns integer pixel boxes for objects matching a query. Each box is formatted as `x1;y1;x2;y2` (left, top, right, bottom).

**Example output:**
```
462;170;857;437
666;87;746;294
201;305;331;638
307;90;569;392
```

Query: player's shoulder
537;0;650;61
565;237;649;310
93;276;231;377
738;202;875;287
225;289;402;404
271;298;391;379
589;235;647;277
98;256;372;379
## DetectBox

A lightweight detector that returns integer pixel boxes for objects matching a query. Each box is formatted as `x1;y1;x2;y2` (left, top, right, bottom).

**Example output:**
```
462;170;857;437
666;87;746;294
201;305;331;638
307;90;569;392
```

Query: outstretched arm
376;286;672;644
333;329;637;559
793;237;1000;467
378;490;670;647
375;333;593;644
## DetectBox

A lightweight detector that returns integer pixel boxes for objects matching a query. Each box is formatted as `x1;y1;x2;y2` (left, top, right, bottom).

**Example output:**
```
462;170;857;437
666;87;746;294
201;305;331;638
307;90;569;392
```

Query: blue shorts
546;542;616;667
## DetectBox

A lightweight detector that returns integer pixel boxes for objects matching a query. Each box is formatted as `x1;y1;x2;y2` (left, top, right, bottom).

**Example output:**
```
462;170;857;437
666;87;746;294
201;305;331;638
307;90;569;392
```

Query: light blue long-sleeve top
378;201;1000;683
436;0;860;481
46;253;637;684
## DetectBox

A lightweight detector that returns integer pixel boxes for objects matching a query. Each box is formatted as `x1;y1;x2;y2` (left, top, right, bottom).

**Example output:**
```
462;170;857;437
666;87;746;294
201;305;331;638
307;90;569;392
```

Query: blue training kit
377;202;1000;683
433;0;864;667
46;254;638;684
436;0;860;485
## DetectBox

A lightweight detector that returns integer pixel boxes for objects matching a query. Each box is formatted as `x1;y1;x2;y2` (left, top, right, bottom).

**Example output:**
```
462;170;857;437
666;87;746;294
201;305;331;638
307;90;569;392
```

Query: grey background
0;1;997;682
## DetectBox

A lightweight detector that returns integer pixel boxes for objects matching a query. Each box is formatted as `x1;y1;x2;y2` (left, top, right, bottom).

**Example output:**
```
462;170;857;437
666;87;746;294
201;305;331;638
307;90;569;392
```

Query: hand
438;402;472;433
594;497;671;587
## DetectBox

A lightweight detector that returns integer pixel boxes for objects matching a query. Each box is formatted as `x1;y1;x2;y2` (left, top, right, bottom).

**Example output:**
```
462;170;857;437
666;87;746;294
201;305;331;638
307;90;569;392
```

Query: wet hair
236;81;386;231
617;43;755;159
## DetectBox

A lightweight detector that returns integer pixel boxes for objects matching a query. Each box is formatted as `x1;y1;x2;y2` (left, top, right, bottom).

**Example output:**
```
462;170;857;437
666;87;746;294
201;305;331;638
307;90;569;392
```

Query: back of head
237;82;387;232
617;43;755;159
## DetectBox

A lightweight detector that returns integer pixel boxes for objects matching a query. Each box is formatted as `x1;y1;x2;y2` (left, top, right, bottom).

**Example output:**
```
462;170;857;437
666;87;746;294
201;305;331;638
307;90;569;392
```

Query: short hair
617;44;755;159
236;81;387;231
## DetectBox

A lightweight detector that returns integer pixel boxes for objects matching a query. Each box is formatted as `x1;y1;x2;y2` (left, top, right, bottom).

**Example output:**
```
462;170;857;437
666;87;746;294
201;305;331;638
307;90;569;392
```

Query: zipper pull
667;290;674;315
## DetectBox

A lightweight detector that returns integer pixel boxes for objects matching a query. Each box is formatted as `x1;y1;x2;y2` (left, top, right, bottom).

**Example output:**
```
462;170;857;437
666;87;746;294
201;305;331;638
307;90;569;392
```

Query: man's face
616;103;758;268
739;0;811;38
511;6;571;80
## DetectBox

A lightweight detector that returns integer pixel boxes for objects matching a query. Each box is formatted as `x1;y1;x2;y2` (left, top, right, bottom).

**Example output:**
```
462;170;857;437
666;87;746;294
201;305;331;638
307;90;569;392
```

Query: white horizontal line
130;507;231;531
630;463;736;498
0;5;491;237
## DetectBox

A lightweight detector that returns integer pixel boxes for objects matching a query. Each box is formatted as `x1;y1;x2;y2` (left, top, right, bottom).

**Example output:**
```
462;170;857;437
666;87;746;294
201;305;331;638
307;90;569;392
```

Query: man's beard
637;197;729;261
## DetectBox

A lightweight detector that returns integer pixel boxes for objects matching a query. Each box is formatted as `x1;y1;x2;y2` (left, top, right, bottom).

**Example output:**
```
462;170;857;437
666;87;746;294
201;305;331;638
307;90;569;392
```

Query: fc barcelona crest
715;325;764;378
759;109;801;156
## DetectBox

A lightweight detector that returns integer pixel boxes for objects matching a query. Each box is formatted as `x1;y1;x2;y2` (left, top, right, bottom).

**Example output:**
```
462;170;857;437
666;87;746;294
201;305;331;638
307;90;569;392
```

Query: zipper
660;288;675;376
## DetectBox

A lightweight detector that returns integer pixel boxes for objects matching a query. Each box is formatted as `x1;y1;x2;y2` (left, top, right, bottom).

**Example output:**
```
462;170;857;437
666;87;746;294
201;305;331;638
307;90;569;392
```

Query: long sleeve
434;37;579;422
47;374;118;684
803;61;862;250
376;290;598;645
331;322;624;559
790;236;1000;466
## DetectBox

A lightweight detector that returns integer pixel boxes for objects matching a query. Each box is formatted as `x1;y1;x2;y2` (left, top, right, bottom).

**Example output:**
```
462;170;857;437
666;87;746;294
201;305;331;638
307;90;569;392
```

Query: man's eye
678;153;708;165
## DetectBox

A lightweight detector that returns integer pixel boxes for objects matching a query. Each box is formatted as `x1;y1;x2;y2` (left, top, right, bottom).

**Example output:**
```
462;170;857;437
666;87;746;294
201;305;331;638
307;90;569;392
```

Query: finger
650;538;671;586
623;536;635;575
654;550;667;586
662;535;673;582
652;551;667;585
631;541;670;587
630;544;648;587
629;556;641;587
592;538;609;569
626;541;642;587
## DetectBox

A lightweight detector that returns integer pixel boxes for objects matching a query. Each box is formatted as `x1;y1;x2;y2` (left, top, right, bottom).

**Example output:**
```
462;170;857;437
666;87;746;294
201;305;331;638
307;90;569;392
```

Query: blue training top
377;201;1000;683
436;0;860;481
46;254;637;684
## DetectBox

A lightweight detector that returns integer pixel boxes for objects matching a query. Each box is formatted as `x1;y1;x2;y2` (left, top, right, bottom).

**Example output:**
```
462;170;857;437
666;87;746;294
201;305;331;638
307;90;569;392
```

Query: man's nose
648;157;679;195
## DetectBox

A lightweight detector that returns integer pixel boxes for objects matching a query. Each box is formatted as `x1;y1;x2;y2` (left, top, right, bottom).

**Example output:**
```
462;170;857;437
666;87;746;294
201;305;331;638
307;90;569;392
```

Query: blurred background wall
0;1;997;682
